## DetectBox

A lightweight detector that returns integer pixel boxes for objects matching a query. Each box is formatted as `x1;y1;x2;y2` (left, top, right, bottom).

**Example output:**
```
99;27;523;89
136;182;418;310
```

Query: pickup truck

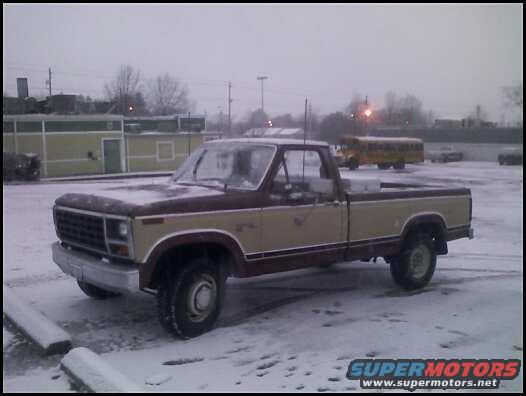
52;138;474;338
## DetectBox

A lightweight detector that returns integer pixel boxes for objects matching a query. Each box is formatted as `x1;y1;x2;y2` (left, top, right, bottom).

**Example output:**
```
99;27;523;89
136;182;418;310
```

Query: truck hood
54;182;261;217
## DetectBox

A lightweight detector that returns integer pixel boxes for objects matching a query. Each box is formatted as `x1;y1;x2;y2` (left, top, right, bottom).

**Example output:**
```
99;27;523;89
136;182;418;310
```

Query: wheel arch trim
140;229;248;288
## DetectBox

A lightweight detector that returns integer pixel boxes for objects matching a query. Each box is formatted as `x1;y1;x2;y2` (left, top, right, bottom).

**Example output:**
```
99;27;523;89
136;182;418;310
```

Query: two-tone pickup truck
52;138;474;338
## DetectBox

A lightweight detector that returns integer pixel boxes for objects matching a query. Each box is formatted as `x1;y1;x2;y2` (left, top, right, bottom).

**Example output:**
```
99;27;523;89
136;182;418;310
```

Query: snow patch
3;285;72;355
61;347;142;392
145;373;173;386
3;327;15;348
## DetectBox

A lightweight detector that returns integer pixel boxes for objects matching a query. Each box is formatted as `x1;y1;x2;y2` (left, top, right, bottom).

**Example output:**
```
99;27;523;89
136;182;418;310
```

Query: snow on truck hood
88;183;224;205
55;182;227;216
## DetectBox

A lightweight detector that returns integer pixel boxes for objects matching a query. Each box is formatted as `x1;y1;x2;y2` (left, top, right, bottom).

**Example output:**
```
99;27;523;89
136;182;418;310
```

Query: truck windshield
172;142;276;190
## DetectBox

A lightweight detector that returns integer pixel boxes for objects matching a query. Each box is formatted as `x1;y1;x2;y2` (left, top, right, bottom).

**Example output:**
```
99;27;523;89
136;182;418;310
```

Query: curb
3;285;72;355
61;347;143;392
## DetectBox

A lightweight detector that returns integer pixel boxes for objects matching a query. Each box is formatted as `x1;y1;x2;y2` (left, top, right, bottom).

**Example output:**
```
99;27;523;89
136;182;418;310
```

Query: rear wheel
393;161;405;170
157;257;225;339
77;280;121;299
378;163;391;170
390;233;436;290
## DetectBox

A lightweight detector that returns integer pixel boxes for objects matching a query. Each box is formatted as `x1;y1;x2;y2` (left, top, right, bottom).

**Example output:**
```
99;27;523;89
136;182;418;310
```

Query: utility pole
46;67;52;113
257;76;268;112
302;97;308;183
308;101;312;137
228;82;232;137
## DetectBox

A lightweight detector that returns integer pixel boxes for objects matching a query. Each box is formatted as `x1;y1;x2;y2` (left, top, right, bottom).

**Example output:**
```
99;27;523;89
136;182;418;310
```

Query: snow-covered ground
3;161;523;392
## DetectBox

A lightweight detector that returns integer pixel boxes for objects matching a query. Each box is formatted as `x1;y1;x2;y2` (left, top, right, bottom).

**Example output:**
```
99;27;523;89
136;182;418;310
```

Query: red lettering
443;362;461;377
487;362;505;377
503;361;520;378
473;362;490;377
425;362;445;376
459;361;476;376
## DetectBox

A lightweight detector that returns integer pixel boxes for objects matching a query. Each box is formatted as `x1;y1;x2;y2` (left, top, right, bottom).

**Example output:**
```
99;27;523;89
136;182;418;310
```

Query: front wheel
157;257;225;339
390;233;436;290
77;280;121;299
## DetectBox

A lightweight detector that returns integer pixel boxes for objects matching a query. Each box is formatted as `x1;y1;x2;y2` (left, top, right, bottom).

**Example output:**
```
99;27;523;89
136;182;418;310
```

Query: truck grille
55;209;106;252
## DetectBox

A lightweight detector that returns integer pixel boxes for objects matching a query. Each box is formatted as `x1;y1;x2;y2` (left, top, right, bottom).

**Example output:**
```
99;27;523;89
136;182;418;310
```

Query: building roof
3;114;124;121
244;127;305;137
207;138;328;147
369;127;523;144
343;136;423;143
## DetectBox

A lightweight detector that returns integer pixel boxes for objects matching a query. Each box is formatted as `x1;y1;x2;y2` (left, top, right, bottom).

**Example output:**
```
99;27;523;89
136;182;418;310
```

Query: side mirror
309;178;334;195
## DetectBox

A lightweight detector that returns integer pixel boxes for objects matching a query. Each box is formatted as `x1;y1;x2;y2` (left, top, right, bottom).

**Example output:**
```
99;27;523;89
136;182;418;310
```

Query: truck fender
399;213;448;255
140;230;247;289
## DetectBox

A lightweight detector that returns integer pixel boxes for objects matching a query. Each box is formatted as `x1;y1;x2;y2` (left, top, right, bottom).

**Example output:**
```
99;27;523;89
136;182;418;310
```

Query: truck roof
206;138;329;147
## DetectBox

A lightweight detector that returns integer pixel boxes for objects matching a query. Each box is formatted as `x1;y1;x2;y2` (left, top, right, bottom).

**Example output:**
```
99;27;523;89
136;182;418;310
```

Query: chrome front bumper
52;242;139;294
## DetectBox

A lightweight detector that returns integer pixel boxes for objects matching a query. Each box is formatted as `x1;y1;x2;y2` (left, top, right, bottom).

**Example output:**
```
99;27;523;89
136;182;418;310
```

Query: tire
393;161;405;170
390;233;436;290
77;280;121;299
348;158;359;170
378;163;391;170
157;257;225;339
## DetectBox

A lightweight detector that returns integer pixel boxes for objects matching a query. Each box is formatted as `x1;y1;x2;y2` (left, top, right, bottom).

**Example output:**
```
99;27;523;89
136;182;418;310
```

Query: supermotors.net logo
346;359;521;391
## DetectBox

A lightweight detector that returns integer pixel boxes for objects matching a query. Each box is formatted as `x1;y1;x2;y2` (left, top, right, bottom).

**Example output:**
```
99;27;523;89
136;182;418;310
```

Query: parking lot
3;161;523;392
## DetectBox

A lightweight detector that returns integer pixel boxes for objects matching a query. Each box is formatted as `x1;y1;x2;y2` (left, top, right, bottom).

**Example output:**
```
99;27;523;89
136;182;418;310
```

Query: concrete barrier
3;285;72;355
61;347;142;392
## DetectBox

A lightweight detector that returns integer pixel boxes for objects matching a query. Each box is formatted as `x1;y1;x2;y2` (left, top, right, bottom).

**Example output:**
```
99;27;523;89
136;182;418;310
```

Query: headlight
106;218;130;241
118;222;128;237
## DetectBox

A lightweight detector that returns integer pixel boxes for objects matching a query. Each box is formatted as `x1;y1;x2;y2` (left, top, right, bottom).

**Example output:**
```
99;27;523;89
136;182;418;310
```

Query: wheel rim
186;273;217;323
408;244;431;280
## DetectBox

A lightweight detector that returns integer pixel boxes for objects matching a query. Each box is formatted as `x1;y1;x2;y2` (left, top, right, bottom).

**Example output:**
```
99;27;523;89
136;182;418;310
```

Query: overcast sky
3;3;523;122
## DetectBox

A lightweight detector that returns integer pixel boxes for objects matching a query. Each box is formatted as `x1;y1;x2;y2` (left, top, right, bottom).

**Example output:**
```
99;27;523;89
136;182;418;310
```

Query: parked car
498;147;523;166
428;146;463;163
3;152;41;182
52;138;473;339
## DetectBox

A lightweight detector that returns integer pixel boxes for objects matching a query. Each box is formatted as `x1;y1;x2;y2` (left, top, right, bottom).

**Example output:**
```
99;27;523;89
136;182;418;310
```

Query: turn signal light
109;244;129;257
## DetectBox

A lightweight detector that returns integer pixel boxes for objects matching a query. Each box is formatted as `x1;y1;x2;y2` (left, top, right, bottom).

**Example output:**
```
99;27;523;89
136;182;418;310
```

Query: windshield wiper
192;151;206;180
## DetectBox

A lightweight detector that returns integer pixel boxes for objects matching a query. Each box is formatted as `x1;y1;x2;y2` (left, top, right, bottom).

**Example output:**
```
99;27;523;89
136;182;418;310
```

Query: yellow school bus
337;136;424;170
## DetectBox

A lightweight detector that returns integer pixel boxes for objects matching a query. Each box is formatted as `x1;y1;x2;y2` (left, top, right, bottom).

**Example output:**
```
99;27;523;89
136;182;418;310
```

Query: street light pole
257;76;268;112
364;109;372;136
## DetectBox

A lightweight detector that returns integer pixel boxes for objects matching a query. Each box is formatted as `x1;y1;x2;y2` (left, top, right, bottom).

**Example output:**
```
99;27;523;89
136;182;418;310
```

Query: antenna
302;97;308;182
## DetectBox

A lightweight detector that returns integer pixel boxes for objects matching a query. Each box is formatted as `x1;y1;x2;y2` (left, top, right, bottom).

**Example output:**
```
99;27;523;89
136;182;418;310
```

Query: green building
3;114;220;178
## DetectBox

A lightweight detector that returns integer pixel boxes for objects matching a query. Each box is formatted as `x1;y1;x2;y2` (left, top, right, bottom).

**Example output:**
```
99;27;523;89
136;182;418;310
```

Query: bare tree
376;92;427;127
104;65;142;115
502;83;523;110
147;73;190;116
319;112;353;144
344;92;364;118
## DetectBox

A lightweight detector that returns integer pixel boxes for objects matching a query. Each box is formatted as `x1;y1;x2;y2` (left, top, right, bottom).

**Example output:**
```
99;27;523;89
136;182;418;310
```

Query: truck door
261;148;345;258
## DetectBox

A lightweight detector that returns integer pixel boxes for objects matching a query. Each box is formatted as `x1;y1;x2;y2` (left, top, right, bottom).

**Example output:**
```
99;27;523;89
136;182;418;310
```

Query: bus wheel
378;163;391;170
393;161;405;170
348;158;359;170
